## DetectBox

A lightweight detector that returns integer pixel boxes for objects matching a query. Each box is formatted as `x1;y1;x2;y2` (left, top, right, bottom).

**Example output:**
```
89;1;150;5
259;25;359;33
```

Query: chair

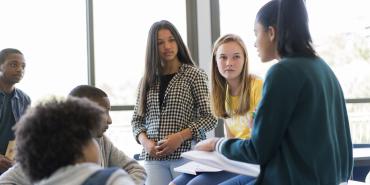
352;144;370;182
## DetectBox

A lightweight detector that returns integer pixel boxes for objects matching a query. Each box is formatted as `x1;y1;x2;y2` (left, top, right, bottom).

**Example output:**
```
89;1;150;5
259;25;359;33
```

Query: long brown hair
211;34;254;118
137;20;194;115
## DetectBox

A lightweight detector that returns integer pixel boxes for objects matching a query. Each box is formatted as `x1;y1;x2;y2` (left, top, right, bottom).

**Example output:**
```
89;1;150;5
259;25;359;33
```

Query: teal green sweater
219;57;353;185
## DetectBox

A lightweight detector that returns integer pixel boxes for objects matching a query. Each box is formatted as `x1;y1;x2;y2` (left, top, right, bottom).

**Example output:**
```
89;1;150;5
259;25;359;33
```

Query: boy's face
93;97;112;137
0;53;25;84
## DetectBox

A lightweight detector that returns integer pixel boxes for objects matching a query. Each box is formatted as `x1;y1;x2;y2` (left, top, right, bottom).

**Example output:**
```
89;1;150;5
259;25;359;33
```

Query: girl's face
157;29;178;63
254;21;277;62
215;41;245;83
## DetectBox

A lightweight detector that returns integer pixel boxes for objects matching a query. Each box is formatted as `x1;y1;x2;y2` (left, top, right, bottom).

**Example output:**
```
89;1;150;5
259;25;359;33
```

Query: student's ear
267;26;276;42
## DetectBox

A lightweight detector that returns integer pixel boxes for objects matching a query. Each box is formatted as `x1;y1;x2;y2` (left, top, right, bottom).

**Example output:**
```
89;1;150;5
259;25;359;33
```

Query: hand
155;133;183;157
249;111;256;128
194;138;220;152
142;139;159;158
0;154;13;173
249;118;254;129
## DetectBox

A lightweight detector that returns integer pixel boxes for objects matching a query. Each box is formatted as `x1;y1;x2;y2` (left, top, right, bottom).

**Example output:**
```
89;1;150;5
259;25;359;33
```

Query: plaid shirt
132;64;217;160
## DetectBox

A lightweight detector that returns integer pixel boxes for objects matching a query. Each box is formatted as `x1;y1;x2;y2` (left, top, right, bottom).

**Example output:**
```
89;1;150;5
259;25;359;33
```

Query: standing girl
131;20;217;185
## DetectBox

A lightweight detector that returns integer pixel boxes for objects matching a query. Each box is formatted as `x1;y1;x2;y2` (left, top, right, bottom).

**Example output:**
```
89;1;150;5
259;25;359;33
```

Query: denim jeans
172;171;238;185
144;158;188;185
218;175;256;185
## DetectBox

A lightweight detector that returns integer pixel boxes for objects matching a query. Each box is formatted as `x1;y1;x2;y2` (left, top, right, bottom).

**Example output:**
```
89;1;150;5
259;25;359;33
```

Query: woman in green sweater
194;0;353;184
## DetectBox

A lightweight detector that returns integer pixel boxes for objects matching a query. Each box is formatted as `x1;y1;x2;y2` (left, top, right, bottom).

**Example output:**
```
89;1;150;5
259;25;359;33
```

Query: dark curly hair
14;97;105;182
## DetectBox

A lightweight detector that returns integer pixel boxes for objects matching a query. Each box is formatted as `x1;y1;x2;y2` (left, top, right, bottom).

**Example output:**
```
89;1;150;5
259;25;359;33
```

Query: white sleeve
215;138;227;153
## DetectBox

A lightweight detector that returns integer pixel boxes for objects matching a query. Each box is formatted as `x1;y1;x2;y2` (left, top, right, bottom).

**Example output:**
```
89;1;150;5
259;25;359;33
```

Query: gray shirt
34;163;134;185
0;135;146;185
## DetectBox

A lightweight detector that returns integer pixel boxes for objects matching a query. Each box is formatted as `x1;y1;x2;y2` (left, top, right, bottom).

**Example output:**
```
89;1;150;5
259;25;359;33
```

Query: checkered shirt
131;64;217;160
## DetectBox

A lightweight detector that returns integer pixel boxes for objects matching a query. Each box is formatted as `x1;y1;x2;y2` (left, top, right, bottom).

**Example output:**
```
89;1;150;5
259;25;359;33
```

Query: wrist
215;138;226;152
138;132;148;145
177;132;184;143
212;138;220;148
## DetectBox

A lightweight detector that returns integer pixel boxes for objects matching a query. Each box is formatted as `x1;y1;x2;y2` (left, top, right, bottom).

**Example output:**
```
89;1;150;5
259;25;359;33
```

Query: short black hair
69;85;108;100
15;97;104;182
256;0;316;58
0;48;23;65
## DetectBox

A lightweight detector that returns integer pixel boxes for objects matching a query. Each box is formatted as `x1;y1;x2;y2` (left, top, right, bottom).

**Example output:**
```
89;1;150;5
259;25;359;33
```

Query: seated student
13;97;135;185
171;34;263;185
0;85;146;185
0;48;31;174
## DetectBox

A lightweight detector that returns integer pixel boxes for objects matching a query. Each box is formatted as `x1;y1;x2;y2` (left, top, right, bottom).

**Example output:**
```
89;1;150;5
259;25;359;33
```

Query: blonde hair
211;34;254;118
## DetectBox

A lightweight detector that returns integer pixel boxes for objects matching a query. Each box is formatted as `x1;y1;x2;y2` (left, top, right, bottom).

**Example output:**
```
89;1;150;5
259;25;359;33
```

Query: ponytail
256;0;316;58
277;0;316;57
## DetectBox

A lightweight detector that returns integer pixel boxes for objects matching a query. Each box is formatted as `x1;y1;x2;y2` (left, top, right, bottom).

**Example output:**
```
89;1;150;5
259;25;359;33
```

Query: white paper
174;161;222;175
180;150;260;177
347;180;368;185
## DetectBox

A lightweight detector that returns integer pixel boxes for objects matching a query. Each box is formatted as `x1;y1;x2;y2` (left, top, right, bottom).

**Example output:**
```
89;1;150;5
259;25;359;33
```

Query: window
306;0;370;100
0;0;87;102
93;0;187;106
306;0;370;143
219;0;370;143
1;0;188;157
104;111;139;158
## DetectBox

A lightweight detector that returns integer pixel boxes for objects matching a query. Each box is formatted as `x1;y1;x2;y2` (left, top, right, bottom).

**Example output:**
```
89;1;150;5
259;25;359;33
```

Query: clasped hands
143;132;184;158
143;133;221;158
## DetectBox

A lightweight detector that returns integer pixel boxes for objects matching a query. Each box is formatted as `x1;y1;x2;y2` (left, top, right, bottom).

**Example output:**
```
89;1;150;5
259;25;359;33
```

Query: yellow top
224;78;263;139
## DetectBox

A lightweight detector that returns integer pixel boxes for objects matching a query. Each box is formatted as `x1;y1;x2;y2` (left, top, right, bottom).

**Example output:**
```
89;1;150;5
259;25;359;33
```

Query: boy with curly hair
15;97;134;185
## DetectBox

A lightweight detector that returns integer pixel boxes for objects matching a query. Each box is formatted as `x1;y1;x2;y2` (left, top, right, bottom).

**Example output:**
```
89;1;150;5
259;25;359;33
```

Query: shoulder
264;62;293;86
267;59;300;78
250;76;264;95
182;64;206;75
14;88;29;97
278;56;326;77
279;57;323;68
0;163;30;185
265;59;309;89
14;88;31;102
181;64;207;79
99;135;132;162
100;135;113;145
97;135;117;155
250;75;263;86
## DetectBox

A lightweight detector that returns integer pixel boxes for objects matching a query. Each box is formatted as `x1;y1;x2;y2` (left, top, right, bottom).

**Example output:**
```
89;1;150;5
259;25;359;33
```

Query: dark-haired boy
15;97;135;184
0;48;30;174
0;85;146;184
